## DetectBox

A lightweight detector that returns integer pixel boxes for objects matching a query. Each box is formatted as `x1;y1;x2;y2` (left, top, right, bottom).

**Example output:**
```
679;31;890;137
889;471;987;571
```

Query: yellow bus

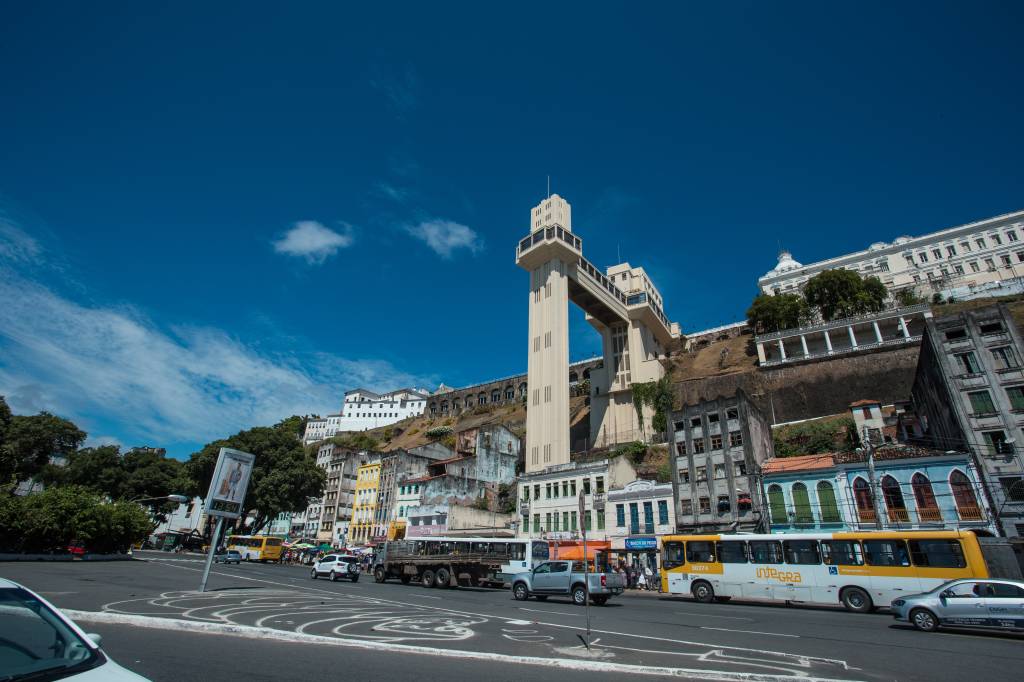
661;530;995;613
226;535;284;562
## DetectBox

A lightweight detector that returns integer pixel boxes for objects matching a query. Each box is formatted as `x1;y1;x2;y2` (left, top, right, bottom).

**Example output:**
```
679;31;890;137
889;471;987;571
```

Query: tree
0;408;86;489
803;270;887;321
185;417;326;535
746;293;811;334
894;287;924;307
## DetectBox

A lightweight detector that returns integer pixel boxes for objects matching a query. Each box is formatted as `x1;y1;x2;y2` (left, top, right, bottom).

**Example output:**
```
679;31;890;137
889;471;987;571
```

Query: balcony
917;507;943;523
516;224;582;261
957;506;985;522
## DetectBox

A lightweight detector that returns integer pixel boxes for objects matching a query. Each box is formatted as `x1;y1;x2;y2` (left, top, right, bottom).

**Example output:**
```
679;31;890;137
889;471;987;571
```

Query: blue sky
1;2;1022;458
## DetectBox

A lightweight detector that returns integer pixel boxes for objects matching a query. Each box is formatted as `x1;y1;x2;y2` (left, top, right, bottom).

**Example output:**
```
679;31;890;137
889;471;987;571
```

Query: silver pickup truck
511;560;625;605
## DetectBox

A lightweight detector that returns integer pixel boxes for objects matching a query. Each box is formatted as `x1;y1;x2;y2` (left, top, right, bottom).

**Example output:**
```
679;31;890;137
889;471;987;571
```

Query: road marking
142;558;851;670
700;627;800;639
671;611;755;622
65;610;861;682
519;607;582;617
406;594;442;599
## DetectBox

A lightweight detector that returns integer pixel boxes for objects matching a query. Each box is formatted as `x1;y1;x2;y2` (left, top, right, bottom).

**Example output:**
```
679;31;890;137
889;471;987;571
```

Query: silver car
891;578;1024;632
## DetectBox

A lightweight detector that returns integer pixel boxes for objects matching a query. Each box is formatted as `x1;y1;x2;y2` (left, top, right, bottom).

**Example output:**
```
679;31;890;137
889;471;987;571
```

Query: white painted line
407;594;442;599
519;607;582;617
672;610;755;622
700;627;800;639
64;610;862;682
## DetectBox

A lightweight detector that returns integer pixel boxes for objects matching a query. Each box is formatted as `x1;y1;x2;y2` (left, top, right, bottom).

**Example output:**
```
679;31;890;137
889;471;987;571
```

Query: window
584;510;592;530
686;541;715;563
983;430;1009;456
932;248;942;259
734;460;747;476
912;473;942;522
1002;255;1013;267
979;321;1003;335
596;476;604;493
693;439;705;454
698;497;711;514
552;512;559;531
1001;476;1024;502
679;468;690;483
993;234;1003;245
1006;387;1024;411
616;504;625;527
881;476;909;523
791;483;814;525
918;252;928;263
968;390;996;415
522;486;529;501
726;408;738;420
596;510;605;530
710;435;722;451
954;351;980;374
961;241;971;252
570;511;577;531
552;481;559;498
864;539;911;566
628;503;640;533
992;346;1020;370
690;417;701;428
679;499;692;515
817;481;841;523
853;477;876;522
1018;251;1024;263
675;441;687;456
562;481;569;497
708;413;720;423
951;470;984;520
657;500;669;525
748;540;784;564
784;540;821;565
946;245;956;257
643;501;654;533
970;261;980;272
944;328;967;341
664;541;685;568
533;514;540;532
768;484;786;524
729;431;743;447
821;540;864;566
583;478;591;495
986;258;996;270
717;541;748;563
534;484;541;499
713;463;726;479
909;539;966;568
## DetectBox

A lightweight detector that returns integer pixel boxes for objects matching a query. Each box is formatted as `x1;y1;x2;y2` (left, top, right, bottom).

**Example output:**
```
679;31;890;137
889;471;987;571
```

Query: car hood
69;657;150;681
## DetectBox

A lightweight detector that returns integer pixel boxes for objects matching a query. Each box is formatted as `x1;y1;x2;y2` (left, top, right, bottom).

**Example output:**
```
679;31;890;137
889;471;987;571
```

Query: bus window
717;541;748;563
509;543;526;561
908;539;966;568
864;539;910;567
748;541;783;564
686;541;715;563
531;541;549;561
267;538;282;547
664;541;685;569
821;540;864;566
783;540;821;565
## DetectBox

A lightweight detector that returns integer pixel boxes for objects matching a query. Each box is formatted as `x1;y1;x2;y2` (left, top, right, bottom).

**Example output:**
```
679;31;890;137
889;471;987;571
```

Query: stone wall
673;344;922;425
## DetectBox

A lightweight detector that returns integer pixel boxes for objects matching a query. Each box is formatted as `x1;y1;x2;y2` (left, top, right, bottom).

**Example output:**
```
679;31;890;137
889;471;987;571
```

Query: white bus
661;530;1000;612
373;537;550;588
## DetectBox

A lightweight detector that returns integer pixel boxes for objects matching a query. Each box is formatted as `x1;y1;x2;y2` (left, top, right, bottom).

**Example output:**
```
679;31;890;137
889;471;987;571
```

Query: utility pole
863;426;883;530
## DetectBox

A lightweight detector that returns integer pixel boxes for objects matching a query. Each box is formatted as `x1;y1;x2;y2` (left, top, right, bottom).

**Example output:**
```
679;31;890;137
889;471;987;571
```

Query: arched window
767;484;787;525
491;389;501;403
478;392;487;405
583;368;591;380
465;395;474;407
440;401;449;413
911;473;942;522
792;483;814;525
853;477;876;523
569;371;579;384
817;481;842;523
950;470;983;521
882;476;909;524
505;386;514;400
519;382;528;397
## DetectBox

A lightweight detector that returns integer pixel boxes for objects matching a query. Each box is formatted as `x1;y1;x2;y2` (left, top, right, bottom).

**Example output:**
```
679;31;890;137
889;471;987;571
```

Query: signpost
199;448;255;592
578;490;591;649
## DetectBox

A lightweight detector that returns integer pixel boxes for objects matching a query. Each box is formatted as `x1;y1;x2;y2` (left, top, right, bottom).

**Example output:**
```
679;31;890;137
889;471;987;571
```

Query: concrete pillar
756;341;767;364
778;339;787;360
848;326;858;348
899;316;910;339
872;321;883;344
525;259;570;473
800;334;809;357
824;329;833;353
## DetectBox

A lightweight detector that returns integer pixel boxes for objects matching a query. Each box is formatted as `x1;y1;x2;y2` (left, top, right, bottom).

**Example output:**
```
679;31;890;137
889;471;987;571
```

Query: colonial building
606;479;676;572
912;303;1024;536
412;425;520;508
349;456;383;545
672;390;772;533
339;388;429;432
759;209;1024;299
405;503;516;538
761;446;995;535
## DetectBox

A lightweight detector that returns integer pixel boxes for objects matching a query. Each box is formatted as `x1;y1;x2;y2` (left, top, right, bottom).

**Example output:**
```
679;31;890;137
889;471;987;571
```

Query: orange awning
549;540;610;561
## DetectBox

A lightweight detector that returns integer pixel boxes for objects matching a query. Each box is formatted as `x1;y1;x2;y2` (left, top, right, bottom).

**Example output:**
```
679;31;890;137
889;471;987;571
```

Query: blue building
761;445;997;535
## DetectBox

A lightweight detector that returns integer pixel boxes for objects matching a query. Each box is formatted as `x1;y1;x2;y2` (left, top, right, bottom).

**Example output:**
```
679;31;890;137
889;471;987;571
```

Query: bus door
780;540;823;602
662;541;687;594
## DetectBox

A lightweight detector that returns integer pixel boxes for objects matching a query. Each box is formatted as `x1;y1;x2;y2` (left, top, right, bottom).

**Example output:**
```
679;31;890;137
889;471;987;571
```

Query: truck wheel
435;567;451;588
374;567;386;583
572;585;587;606
692;581;715;603
841;587;873;613
513;582;529;601
421;570;435;588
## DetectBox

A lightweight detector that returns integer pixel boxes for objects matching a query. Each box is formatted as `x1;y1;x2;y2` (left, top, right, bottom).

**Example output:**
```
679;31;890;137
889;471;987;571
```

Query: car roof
0;577;20;589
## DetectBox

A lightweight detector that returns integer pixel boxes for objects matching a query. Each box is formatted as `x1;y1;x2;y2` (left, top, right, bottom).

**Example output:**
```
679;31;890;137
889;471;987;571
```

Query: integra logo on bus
755;567;803;583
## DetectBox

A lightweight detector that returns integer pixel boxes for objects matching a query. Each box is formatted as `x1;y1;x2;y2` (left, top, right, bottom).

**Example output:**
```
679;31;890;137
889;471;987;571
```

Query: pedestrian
637;569;647;591
644;564;654;592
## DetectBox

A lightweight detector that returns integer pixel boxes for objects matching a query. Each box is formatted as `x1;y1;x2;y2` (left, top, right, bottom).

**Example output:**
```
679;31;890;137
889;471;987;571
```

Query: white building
392;481;423;525
759;209;1024;299
151;496;205;536
302;388;429;444
607;479;676;571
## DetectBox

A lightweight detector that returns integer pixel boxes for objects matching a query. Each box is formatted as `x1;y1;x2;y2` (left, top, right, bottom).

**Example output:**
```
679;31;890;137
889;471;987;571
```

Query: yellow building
350;460;381;545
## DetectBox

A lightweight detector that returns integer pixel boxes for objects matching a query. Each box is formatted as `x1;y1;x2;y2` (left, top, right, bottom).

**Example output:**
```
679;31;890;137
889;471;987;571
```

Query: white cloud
272;221;353;264
405;219;482;259
0;218;41;263
0;271;432;450
376;183;410;203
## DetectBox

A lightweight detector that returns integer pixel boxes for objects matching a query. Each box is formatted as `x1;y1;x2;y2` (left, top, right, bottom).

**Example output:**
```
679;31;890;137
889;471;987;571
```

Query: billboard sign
625;537;659;551
204;447;255;519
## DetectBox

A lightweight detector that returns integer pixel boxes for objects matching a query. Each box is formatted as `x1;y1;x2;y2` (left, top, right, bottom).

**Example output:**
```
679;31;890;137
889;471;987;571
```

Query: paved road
4;552;1023;681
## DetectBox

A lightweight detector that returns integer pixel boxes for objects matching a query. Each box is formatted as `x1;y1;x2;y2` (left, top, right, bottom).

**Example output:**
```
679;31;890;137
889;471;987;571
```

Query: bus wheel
911;608;939;632
421;570;435;588
841;587;873;613
374;567;386;583
692;581;715;604
435;567;451;588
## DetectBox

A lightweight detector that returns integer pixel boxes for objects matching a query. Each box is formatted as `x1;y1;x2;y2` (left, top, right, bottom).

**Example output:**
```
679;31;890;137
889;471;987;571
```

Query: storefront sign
625;537;658;550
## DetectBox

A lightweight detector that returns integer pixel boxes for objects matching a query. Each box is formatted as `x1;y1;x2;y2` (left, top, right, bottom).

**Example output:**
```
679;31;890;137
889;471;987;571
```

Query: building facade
759;209;1024;298
761;446;996;535
349;457;382;545
672;390;772;533
606;479;676;571
340;388;429;433
912;303;1024;537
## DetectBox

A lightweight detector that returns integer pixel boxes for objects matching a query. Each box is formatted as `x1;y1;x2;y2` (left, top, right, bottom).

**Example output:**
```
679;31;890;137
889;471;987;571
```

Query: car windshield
930;579;967;594
0;587;100;680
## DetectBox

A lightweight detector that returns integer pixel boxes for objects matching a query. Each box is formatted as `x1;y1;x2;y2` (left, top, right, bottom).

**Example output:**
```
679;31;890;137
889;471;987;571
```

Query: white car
310;553;361;582
0;577;149;680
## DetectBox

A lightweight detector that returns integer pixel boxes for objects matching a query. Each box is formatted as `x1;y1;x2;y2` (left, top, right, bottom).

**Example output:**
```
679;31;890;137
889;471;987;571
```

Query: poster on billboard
204;447;255;519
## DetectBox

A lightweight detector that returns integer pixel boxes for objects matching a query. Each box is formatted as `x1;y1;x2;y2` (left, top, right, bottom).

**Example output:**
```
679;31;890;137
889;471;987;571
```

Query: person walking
637;568;647;591
644;564;654;592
